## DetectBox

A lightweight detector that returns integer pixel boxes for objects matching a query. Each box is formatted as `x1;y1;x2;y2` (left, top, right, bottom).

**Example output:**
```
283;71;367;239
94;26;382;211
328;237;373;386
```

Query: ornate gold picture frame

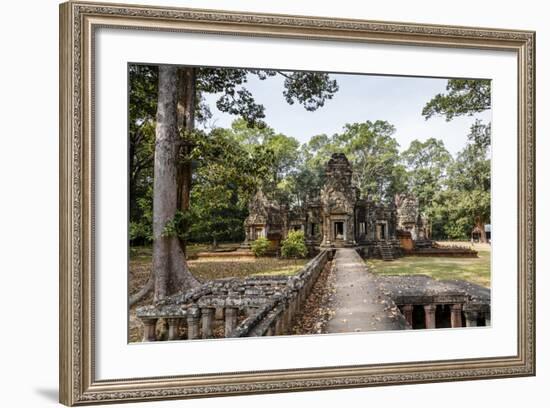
59;1;535;405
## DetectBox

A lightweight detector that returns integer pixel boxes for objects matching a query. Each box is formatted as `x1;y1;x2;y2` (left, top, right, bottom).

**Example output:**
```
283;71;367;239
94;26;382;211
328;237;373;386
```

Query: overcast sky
200;72;492;156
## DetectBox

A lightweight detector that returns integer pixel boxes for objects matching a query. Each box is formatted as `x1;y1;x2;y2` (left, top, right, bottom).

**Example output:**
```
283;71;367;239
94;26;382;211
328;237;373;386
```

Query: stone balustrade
377;275;491;329
136;250;333;341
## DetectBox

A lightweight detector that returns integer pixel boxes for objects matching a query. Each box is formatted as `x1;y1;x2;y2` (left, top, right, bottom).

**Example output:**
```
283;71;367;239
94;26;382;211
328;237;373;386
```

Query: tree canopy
422;79;491;121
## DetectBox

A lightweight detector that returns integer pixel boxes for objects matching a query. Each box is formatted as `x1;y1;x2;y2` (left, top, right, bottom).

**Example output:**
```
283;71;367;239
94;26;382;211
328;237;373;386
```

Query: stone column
402;304;414;329
347;216;355;245
451;304;463;328
167;318;181;341
225;307;238;337
464;311;479;327
322;216;330;246
424;304;436;329
141;318;158;342
201;308;214;339
186;308;201;340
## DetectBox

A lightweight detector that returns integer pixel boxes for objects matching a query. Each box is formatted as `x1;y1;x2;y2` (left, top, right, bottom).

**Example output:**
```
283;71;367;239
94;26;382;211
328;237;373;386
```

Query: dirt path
326;248;408;333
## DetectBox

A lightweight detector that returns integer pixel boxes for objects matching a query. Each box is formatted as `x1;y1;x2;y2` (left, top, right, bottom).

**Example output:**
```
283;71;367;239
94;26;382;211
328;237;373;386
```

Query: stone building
242;153;429;258
241;189;286;251
395;193;432;250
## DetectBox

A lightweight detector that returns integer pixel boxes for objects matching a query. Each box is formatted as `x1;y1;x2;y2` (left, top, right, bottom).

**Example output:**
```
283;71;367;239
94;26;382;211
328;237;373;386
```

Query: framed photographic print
59;1;535;405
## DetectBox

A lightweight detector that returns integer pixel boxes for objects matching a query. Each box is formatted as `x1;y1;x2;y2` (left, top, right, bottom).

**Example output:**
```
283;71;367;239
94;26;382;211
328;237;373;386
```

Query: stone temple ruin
135;153;489;341
241;153;464;260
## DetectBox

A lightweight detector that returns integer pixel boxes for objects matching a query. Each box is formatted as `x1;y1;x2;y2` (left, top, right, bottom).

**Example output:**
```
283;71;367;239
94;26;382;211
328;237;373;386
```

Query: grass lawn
367;242;491;288
129;244;307;286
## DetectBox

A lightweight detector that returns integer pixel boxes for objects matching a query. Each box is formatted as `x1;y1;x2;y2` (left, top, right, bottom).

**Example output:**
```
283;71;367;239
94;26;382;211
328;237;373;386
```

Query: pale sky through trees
200;72;492;156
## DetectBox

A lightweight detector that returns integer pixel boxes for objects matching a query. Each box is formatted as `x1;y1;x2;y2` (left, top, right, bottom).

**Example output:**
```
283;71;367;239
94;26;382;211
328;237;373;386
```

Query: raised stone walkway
326;248;408;333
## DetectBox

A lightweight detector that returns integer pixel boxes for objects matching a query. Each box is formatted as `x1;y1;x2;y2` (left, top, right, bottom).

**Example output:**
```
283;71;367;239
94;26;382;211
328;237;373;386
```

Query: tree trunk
474;217;488;243
176;67;196;251
153;66;199;301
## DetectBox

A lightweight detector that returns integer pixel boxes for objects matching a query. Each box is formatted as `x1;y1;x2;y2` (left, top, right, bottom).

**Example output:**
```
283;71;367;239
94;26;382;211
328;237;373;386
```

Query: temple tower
320;153;357;247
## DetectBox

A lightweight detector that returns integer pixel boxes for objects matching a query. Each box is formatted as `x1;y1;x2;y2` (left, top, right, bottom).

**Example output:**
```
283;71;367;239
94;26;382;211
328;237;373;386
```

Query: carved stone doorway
334;221;345;241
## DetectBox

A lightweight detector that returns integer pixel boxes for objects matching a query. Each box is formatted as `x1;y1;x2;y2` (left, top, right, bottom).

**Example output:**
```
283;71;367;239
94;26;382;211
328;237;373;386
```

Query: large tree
151;66;200;302
401;138;452;212
422;79;492;242
142;66;338;301
297;121;405;204
426;123;491;240
186;126;275;247
338;121;405;203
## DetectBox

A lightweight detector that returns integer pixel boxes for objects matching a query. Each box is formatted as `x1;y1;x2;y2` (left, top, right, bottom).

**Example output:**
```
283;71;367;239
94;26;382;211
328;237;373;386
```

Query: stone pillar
402;304;414;329
186;308;201;340
485;310;491;327
167;318;181;341
321;216;330;247
225;307;238;337
424;304;436;329
201;308;214;339
451;304;463;328
141;318;158;342
464;311;479;327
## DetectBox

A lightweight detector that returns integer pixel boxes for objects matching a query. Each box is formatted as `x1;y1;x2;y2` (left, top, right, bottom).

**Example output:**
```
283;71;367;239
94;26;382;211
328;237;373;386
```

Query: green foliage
422;121;491;240
196;67;339;127
128;65;157;243
128;64;340;248
251;237;270;257
161;210;191;239
281;71;339;111
300;121;405;204
422;79;491;121
338;121;406;203
401;138;452;213
280;230;308;259
417;78;491;240
129;64;492;246
185;126;272;245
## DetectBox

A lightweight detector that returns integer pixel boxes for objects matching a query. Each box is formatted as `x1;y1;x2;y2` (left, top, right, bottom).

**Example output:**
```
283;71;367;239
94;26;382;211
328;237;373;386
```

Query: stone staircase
378;241;395;261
